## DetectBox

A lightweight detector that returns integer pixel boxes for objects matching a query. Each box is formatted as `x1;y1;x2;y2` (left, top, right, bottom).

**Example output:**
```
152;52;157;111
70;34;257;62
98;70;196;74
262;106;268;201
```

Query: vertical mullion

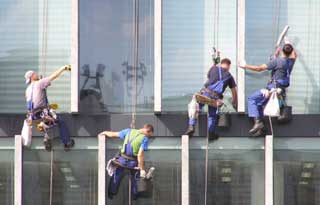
237;0;246;112
265;135;274;205
98;135;106;205
154;0;162;113
14;135;22;205
181;135;189;205
71;0;79;113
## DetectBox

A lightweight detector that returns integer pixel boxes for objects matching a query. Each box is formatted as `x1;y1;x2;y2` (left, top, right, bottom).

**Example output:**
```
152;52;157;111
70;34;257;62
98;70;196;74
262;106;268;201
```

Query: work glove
260;89;270;98
284;36;292;45
140;170;146;178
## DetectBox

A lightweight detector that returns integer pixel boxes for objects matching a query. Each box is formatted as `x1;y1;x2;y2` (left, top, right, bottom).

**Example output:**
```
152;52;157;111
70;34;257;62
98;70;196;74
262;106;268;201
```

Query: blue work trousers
189;92;218;133
108;157;139;197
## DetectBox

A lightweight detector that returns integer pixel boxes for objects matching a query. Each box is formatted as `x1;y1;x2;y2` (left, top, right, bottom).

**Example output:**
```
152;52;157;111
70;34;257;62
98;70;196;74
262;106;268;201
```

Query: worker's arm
137;147;145;171
99;131;120;138
48;65;71;82
231;87;238;110
240;64;268;72
290;50;297;60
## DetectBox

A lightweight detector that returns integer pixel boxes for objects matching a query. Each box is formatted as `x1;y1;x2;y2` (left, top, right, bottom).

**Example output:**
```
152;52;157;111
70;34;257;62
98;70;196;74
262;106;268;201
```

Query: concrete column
154;0;162;113
71;0;79;113
265;135;274;205
181;135;189;205
98;135;106;205
14;135;22;205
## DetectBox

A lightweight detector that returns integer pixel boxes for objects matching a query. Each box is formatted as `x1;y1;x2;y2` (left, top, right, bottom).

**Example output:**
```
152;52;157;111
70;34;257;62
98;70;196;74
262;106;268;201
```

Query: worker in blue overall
99;124;154;200
24;65;75;151
239;42;297;136
185;58;238;139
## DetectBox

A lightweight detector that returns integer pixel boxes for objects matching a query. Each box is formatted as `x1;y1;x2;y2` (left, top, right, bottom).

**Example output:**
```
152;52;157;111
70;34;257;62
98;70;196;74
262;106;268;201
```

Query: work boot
184;125;195;137
249;118;265;135
43;138;52;152
64;139;75;152
250;128;266;137
209;132;219;141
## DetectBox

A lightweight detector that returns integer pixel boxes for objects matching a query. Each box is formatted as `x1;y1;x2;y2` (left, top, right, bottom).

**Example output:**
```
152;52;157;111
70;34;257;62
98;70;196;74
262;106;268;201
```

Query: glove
238;59;247;68
140;170;146;178
260;89;270;98
284;36;292;45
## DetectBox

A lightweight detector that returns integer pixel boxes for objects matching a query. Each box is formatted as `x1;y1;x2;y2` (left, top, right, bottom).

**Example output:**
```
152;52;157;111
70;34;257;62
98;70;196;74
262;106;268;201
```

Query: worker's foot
43;138;52;152
249;119;265;135
108;192;114;200
132;195;139;200
209;132;219;141
250;128;266;137
184;125;195;137
64;139;75;152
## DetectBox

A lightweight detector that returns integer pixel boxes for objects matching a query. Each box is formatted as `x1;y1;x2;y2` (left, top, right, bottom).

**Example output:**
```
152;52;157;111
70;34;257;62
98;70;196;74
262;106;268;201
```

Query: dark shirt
204;66;237;93
266;57;295;83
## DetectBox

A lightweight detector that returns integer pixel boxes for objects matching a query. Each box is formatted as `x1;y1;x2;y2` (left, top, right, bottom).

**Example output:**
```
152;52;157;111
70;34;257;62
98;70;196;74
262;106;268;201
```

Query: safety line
204;112;209;205
49;149;53;205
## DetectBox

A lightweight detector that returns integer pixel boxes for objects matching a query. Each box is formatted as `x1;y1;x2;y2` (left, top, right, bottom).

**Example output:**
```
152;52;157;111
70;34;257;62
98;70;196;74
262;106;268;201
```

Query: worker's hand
232;101;237;110
98;131;108;138
260;89;270;98
61;65;71;71
238;59;247;69
284;36;292;45
140;170;146;178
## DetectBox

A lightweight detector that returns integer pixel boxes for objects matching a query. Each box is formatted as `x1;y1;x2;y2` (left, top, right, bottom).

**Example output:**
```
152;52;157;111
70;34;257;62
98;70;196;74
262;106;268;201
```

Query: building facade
0;0;320;204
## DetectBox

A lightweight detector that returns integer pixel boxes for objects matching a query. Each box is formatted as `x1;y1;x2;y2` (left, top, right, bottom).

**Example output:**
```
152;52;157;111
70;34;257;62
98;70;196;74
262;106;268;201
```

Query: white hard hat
24;70;35;84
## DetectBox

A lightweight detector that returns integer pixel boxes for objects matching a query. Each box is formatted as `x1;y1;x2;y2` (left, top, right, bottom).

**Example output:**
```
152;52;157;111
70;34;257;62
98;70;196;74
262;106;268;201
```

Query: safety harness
204;67;232;98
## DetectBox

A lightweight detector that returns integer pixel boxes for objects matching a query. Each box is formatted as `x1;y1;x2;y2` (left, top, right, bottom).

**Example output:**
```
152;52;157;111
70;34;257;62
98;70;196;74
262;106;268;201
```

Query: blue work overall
27;85;71;145
189;67;231;133
108;131;141;198
248;58;293;118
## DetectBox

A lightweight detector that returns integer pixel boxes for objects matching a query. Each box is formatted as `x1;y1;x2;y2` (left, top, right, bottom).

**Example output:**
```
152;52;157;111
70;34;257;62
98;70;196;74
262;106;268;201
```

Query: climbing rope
49;149;54;205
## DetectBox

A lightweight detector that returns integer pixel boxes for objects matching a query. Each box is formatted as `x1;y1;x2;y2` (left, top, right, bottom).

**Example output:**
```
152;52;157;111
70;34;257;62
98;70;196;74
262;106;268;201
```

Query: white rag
106;158;117;176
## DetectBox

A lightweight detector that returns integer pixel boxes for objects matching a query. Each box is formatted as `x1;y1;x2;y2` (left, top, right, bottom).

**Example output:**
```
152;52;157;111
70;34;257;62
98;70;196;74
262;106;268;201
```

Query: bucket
136;178;153;198
277;106;292;124
217;105;231;128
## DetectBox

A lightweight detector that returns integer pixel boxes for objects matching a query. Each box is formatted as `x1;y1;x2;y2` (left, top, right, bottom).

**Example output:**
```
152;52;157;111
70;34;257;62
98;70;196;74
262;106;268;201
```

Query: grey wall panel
0;113;319;137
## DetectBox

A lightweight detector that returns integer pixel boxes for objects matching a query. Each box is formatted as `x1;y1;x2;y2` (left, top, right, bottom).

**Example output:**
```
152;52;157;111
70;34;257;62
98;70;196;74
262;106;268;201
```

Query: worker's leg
108;167;125;199
56;115;74;148
208;105;219;140
127;160;139;199
185;93;206;136
247;90;268;135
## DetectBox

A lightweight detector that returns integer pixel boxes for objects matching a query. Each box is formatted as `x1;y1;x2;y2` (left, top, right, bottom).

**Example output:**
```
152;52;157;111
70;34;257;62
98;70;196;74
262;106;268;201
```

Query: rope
130;0;139;129
49;149;53;205
41;0;49;75
204;111;209;205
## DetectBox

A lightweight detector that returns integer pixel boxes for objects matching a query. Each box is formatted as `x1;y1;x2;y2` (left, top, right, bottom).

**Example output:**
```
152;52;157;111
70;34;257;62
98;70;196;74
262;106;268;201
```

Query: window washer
24;65;75;150
239;39;297;136
99;124;154;200
185;58;238;139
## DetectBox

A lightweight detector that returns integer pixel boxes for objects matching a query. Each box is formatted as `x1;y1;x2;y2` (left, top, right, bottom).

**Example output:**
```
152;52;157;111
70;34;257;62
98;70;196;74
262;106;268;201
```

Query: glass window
23;138;98;205
79;0;154;113
274;138;320;205
245;0;320;114
0;139;14;205
190;137;265;204
0;0;71;113
106;137;182;204
162;0;237;111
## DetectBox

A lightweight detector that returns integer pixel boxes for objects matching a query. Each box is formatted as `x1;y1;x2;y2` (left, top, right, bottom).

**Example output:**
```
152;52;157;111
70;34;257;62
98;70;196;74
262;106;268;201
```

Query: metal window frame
154;0;162;113
71;0;79;113
237;0;246;113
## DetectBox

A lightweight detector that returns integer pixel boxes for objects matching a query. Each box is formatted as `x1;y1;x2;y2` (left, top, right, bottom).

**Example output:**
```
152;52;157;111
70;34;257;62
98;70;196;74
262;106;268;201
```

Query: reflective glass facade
0;0;71;113
0;139;14;205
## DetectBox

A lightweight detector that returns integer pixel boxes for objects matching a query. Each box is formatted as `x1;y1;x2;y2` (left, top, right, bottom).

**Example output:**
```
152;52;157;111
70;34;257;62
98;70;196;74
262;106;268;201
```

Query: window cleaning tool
275;25;290;48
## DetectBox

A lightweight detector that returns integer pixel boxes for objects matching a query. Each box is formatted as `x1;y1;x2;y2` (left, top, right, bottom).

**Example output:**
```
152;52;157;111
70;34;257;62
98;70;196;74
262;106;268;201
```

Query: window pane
162;0;237;111
245;0;320;114
274;138;320;205
0;0;71;113
23;139;98;205
0;149;14;205
79;0;154;113
190;138;265;204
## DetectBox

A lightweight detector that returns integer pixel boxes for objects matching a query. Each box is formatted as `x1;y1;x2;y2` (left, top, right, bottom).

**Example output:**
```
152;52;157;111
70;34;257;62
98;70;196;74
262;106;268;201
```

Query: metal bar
14;135;22;205
181;135;189;205
237;0;246;112
265;135;274;205
98;135;106;205
154;0;162;113
71;0;79;113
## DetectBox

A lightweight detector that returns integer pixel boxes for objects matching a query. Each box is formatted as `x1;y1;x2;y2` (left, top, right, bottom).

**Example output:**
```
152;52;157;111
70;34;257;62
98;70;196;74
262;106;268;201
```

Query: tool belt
121;153;137;161
203;88;222;99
